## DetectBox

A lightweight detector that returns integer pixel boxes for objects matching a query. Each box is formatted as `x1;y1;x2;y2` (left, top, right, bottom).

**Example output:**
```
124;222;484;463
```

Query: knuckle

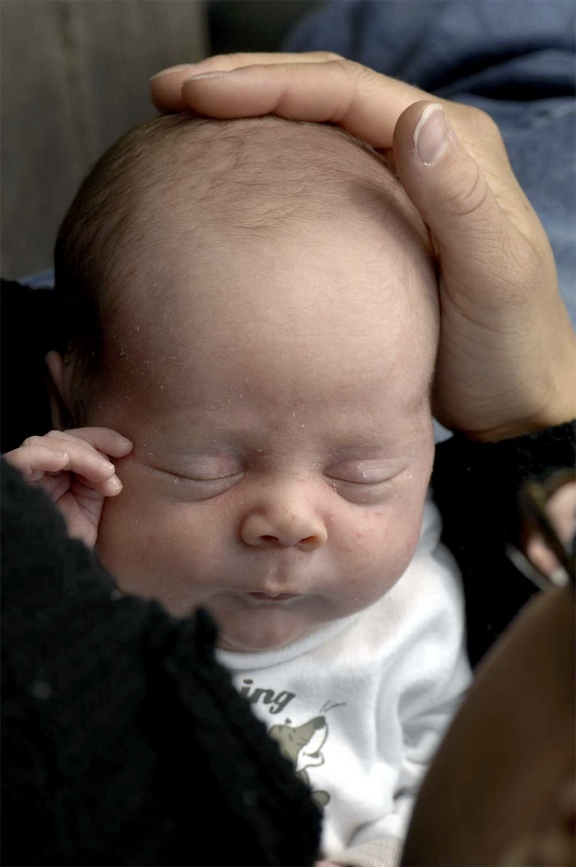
348;60;385;93
22;435;54;450
461;103;502;140
473;106;499;132
222;52;261;68
57;428;87;442
47;428;74;441
337;58;363;75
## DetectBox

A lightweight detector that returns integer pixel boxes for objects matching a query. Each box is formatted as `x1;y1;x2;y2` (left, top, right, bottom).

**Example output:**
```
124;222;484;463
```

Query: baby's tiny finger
4;443;69;481
94;474;124;497
72;473;123;500
36;434;118;483
60;427;133;459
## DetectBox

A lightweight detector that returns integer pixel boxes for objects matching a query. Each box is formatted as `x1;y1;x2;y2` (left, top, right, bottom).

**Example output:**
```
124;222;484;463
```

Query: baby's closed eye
325;460;400;485
324;460;405;505
147;453;244;499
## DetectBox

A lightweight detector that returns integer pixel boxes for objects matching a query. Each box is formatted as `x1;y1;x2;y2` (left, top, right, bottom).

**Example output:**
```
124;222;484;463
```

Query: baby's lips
247;592;299;602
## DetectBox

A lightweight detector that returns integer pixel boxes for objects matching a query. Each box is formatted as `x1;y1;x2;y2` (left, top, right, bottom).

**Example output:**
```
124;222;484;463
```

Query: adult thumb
392;101;522;298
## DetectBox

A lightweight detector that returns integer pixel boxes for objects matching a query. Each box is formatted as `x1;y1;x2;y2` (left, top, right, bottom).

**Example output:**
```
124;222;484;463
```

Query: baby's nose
241;511;328;552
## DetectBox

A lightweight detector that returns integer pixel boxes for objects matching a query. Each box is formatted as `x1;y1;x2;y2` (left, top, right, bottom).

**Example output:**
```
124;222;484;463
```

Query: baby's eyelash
172;471;243;483
326;475;393;486
325;459;402;487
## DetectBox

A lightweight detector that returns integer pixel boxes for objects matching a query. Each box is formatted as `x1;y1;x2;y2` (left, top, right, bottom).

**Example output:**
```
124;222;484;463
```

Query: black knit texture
1;460;321;866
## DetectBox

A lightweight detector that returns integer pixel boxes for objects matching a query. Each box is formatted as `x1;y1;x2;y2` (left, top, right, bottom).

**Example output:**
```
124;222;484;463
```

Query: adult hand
4;428;133;546
150;53;576;441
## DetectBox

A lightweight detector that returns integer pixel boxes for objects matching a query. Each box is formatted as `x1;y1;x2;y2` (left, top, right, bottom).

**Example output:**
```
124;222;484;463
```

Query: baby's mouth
246;592;300;605
247;592;299;602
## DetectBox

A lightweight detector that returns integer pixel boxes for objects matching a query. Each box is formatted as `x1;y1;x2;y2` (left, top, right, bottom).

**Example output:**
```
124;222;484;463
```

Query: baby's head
52;114;438;651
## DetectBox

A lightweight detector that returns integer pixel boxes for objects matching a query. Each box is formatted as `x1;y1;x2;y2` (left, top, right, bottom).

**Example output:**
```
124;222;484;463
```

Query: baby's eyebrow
385;375;434;422
324;429;413;456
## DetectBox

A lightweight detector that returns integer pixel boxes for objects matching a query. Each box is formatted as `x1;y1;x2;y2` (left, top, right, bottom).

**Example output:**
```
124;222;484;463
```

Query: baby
8;115;470;866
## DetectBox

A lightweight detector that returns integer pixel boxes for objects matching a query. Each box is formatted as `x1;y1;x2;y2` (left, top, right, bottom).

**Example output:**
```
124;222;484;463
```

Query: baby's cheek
353;505;422;586
97;488;228;614
96;478;176;583
97;495;151;581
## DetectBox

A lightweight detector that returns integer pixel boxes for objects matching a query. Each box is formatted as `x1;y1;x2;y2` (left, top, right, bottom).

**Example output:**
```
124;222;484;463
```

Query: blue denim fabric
21;268;55;289
284;0;576;327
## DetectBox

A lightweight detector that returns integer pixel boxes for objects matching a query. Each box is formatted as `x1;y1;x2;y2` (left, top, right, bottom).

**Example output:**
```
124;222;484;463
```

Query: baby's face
91;212;437;651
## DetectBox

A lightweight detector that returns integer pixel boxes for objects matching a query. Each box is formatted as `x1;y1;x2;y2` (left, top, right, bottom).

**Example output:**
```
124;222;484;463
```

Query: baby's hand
4;428;133;548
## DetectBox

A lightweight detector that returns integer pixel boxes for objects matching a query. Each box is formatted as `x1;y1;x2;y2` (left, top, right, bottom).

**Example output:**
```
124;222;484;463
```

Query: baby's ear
45;350;72;430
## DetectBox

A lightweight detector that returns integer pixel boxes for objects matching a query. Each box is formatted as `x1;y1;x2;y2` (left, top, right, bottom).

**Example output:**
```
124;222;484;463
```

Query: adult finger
150;51;344;111
155;59;428;148
392;100;576;435
155;50;341;77
393;101;528;271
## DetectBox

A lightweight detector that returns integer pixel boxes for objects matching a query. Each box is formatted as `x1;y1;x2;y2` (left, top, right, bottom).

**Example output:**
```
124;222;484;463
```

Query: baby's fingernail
414;103;450;165
109;477;123;492
104;461;115;472
150;64;195;80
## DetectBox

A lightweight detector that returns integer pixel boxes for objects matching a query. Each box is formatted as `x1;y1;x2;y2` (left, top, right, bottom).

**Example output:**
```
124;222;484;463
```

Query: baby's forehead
103;115;437;356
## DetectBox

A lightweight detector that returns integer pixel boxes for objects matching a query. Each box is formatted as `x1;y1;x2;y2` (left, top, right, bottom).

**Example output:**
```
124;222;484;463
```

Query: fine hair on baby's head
54;113;438;424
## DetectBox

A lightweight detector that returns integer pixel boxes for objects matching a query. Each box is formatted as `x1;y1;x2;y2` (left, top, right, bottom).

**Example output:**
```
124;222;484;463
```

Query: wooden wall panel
1;0;207;278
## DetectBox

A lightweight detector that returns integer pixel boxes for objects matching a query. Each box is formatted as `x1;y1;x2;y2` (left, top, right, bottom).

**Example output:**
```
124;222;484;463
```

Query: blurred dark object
1;279;55;454
208;0;324;54
508;470;576;591
432;422;576;668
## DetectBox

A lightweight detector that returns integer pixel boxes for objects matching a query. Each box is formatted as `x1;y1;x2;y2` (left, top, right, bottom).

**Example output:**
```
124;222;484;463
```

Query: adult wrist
462;409;576;444
458;363;576;444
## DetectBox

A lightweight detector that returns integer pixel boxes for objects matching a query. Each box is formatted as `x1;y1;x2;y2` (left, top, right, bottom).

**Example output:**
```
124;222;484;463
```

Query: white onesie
217;495;471;866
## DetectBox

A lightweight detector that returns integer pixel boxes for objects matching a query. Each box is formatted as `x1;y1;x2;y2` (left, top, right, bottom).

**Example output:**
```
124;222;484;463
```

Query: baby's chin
215;609;319;653
217;629;310;653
